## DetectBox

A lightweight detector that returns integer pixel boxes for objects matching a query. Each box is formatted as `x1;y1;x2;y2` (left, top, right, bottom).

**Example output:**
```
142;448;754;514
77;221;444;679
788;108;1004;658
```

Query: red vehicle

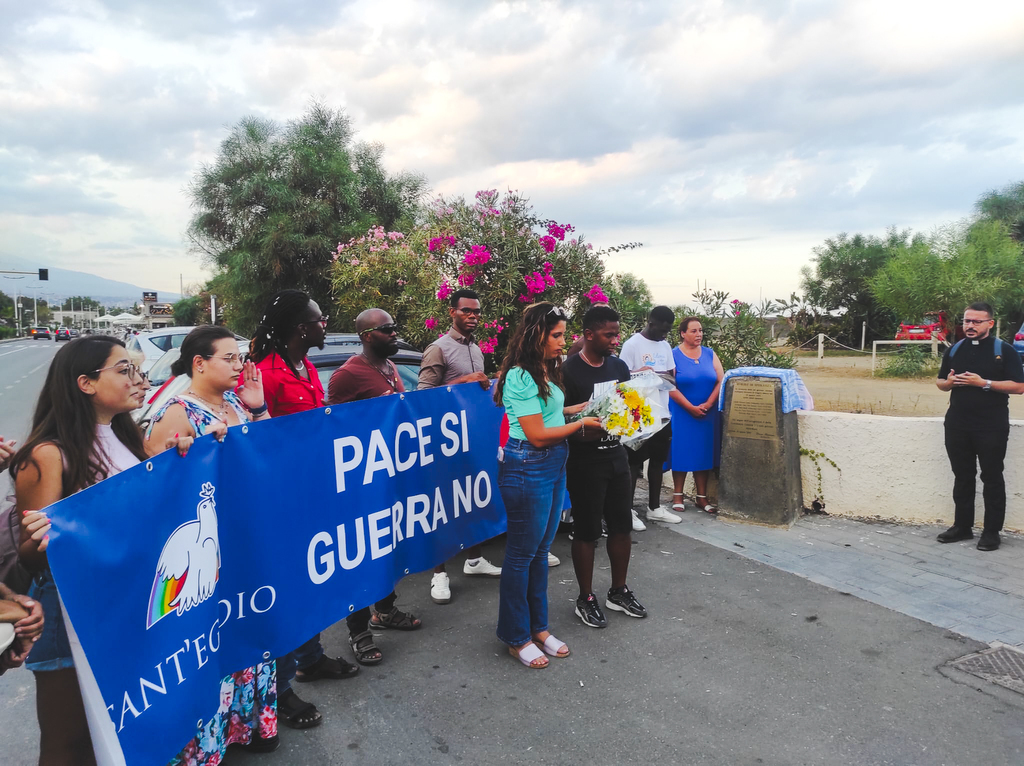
895;312;962;343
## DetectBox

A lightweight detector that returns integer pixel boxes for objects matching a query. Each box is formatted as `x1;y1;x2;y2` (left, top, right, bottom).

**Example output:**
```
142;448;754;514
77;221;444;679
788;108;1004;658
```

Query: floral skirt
169;662;277;765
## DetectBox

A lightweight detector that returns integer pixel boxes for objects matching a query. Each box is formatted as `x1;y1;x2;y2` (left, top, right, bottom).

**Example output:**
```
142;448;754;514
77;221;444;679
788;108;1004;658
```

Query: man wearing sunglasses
417;289;501;604
936;302;1024;551
327;308;422;665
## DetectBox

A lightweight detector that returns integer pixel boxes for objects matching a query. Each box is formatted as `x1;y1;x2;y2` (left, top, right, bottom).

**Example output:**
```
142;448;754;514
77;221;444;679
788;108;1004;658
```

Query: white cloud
1;0;1023;301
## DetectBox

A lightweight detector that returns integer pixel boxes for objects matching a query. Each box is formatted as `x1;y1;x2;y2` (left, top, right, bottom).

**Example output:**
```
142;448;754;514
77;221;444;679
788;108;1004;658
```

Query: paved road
0;338;60;496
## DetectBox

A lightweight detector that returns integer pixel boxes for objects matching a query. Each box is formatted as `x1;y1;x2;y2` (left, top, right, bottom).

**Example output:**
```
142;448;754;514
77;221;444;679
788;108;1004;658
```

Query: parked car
69;328;80;337
29;327;51;340
126;327;247;373
1013;321;1024;360
55;328;72;341
132;334;423;429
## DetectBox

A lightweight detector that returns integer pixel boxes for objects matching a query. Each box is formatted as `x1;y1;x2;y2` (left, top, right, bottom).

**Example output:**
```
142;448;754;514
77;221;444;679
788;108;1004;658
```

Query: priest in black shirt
936;302;1024;551
562;305;648;627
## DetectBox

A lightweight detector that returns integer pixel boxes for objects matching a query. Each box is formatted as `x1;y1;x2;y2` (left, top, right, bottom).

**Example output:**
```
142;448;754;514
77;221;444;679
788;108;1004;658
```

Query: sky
2;0;1024;308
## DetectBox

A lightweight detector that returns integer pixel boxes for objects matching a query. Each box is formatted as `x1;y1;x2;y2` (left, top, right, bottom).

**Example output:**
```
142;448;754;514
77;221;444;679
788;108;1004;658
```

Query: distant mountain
0;256;180;307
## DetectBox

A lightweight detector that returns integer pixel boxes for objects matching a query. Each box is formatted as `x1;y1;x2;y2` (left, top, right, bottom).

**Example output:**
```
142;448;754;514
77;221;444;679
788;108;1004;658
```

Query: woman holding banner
146;325;280;760
13;336;170;765
493;303;602;669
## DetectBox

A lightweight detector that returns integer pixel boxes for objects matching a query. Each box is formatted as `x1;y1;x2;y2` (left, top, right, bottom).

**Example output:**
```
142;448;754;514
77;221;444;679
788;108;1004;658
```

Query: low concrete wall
797;410;1024;533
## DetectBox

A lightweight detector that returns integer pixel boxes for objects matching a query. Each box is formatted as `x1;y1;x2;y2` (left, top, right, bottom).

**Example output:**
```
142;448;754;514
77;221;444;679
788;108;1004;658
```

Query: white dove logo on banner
146;482;221;629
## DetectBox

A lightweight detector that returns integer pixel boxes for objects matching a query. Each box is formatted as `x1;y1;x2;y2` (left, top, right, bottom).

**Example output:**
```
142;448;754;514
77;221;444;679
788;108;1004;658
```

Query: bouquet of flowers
577;372;673;450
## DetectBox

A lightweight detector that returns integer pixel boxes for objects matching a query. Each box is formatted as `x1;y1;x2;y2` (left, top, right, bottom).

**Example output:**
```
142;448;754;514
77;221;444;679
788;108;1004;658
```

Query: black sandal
370;607;422;631
278;689;323;730
237;729;280;753
349;630;384;665
295;654;359;682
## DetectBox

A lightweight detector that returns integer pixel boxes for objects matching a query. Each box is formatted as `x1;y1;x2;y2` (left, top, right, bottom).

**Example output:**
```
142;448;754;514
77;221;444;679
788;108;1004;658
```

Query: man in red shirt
327;308;423;666
247;289;357;732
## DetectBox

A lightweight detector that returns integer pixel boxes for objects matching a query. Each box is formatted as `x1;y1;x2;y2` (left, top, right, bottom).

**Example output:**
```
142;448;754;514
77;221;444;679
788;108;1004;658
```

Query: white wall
797;411;1024;533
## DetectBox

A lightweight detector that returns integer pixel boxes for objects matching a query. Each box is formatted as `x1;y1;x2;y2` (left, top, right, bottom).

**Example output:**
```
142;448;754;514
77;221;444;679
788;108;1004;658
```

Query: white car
126;327;246;373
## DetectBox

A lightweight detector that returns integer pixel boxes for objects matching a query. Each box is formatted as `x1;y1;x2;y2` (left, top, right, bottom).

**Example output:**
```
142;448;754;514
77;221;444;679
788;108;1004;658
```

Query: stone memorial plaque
726;378;778;441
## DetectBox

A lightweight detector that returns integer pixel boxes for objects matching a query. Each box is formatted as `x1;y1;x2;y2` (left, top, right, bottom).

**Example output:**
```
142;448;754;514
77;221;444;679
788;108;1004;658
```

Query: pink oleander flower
425;317;438;330
397;279;407;286
429;235;456;252
463;245;492;266
350;258;360;266
479;337;498;354
457;272;475;286
538;235;556;254
437;281;453;301
586;284;609;303
542;261;553;274
517;294;531;303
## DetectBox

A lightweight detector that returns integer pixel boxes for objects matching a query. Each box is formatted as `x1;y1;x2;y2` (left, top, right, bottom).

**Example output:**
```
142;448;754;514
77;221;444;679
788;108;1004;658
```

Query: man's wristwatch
983;380;993;391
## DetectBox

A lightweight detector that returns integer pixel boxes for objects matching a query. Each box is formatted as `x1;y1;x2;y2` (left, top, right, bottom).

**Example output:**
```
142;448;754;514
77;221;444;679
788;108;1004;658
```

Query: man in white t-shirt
619;306;681;526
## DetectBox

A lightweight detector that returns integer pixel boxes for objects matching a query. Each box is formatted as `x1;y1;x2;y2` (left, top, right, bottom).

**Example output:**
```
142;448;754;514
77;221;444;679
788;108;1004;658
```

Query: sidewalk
653;498;1024;648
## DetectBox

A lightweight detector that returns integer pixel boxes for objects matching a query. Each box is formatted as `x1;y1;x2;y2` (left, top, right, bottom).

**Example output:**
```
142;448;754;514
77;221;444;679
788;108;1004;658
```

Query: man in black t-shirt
563;305;648;628
936;302;1024;551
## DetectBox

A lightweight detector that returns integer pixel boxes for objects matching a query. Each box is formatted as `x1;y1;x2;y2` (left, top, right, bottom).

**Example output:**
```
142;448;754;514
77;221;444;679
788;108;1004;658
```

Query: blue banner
46;384;507;766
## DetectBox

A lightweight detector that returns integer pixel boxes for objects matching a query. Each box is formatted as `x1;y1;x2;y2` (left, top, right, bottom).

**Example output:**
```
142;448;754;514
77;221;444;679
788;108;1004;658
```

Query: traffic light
38;268;48;281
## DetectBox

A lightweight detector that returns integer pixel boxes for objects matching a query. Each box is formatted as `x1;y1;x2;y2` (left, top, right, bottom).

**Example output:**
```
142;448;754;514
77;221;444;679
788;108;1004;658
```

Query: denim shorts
25;571;74;672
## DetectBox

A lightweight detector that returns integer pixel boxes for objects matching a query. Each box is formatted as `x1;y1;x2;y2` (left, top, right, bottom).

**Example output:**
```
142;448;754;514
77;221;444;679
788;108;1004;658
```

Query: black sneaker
575;593;608;628
605;585;648;619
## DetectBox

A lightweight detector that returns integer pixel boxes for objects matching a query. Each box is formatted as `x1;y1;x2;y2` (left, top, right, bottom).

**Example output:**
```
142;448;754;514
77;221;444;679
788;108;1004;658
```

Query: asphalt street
1;343;1023;765
0;338;60;496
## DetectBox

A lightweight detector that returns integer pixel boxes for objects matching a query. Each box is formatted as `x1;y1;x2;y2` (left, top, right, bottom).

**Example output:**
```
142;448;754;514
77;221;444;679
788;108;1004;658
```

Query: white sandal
695;494;717;514
533;634;570;658
509;642;548;669
672;492;685;512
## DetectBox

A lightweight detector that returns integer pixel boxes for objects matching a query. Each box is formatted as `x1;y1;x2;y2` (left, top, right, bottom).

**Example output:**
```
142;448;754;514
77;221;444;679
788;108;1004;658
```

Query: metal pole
861;321;866;351
210;295;217;325
817;332;824;361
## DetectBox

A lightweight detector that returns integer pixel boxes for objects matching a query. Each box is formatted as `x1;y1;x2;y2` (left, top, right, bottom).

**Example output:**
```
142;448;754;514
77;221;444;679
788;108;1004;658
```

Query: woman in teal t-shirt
493;303;602;669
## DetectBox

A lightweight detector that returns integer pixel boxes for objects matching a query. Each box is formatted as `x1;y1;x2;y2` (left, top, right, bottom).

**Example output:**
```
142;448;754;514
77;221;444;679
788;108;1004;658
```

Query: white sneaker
430;572;451;604
547;552;560;567
631;509;647;532
647;506;682;524
463;557;502;577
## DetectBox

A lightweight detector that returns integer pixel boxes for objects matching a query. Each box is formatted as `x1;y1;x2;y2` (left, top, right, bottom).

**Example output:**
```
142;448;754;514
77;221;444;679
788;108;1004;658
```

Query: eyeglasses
359;323;399;336
91;362;143;380
456;308;482;316
299;316;329;327
963;318;993;326
204;353;244;365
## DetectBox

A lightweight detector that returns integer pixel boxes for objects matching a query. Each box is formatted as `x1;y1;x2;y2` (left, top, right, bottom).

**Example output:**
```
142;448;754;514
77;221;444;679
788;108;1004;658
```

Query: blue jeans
496;438;568;647
276;633;325;696
25;572;74;672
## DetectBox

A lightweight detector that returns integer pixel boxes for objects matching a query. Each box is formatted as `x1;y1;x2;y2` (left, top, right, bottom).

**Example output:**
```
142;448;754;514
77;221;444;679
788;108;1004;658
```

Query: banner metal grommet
348;605;354;612
325;407;332;415
262;651;270;660
242;425;249;434
146;462;153;471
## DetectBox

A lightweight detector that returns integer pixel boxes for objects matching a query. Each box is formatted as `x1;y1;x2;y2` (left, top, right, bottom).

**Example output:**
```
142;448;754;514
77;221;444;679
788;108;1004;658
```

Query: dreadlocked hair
248;289;312;376
494;302;568;406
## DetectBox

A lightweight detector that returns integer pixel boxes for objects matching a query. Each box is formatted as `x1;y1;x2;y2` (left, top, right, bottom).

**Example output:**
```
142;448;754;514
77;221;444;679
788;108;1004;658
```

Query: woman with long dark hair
14;336;152;764
493;303;602;669
146;325;280;761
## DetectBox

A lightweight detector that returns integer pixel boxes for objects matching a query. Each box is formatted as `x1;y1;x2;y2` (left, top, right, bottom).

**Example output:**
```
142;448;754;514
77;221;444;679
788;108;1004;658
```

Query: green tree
173;296;202;326
678;287;793;370
0;290;13;320
976;181;1024;242
331;190;626;366
187;102;426;334
604;272;653;336
60;296;101;311
800;228;916;345
870;220;1024;334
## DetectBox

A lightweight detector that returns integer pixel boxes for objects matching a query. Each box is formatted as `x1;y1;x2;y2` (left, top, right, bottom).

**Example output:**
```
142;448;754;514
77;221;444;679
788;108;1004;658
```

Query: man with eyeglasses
417;289;502;604
936;302;1024;551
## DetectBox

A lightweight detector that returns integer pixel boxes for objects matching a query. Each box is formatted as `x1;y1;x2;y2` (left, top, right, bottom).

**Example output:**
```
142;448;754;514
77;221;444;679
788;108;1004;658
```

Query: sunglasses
300;316;329;327
547;305;568;319
456;308;482;316
359;323;399;336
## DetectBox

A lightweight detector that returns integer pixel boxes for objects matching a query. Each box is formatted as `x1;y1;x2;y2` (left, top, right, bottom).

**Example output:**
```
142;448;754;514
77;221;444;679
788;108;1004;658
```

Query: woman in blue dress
669;317;724;513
